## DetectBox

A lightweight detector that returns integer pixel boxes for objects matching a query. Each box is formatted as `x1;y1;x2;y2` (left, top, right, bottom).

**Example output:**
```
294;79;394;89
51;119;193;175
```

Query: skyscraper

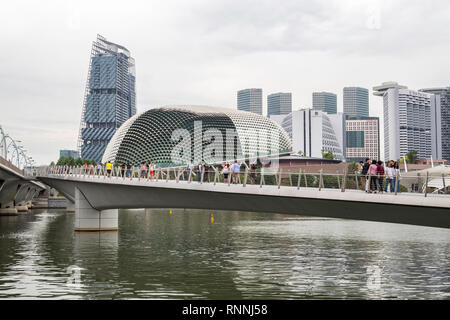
420;87;450;161
312;92;337;114
378;87;442;162
237;88;262;115
267;92;292;117
78;35;136;162
343;87;369;117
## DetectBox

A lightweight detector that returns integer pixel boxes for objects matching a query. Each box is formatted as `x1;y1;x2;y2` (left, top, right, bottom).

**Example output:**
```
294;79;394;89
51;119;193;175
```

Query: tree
348;162;359;173
405;150;419;164
321;149;335;160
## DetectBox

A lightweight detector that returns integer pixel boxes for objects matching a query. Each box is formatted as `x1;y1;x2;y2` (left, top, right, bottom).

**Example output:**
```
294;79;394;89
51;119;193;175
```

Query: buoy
210;214;214;224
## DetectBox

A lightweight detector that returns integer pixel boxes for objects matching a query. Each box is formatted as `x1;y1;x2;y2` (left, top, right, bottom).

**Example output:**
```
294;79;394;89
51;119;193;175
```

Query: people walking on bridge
197;163;202;182
222;163;230;183
250;163;257;184
384;161;395;193
187;161;194;180
96;163;102;175
377;161;385;193
231;161;240;184
126;161;131;178
362;158;370;192
121;162;126;177
203;163;210;183
140;162;147;178
368;160;378;193
149;162;155;180
106;161;113;177
394;161;401;193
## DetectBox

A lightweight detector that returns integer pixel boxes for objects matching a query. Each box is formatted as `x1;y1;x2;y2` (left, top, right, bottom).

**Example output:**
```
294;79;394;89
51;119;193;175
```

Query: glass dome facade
102;105;292;166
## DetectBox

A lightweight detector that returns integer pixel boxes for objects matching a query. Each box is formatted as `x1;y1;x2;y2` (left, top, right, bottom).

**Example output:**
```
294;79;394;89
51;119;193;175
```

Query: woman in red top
376;161;385;193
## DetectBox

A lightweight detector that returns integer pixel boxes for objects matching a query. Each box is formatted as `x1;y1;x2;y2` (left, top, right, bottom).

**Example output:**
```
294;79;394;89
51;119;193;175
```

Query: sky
1;0;449;165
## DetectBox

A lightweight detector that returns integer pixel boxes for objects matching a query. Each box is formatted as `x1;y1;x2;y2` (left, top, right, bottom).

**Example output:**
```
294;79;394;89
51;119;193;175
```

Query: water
0;209;449;299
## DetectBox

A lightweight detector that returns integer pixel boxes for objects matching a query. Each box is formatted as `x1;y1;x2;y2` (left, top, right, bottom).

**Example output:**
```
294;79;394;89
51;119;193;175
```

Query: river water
0;209;449;299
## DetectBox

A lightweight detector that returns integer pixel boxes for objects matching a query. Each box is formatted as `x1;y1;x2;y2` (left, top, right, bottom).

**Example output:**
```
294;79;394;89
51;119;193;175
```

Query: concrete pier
75;188;118;232
15;205;29;212
67;200;75;213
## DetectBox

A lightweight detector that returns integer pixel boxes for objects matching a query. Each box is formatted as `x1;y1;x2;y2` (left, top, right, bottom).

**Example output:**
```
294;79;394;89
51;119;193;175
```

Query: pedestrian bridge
36;166;450;231
0;156;46;214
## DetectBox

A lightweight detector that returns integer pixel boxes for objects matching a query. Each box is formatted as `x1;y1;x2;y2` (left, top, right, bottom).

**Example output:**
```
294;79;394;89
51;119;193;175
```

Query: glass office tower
78;34;136;162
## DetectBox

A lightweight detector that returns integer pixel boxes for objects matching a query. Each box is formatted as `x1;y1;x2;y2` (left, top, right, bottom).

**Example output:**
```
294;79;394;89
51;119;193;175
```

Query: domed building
102;105;292;166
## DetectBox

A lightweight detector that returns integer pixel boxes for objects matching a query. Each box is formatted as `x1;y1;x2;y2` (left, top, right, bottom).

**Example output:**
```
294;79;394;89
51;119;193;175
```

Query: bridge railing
37;165;450;197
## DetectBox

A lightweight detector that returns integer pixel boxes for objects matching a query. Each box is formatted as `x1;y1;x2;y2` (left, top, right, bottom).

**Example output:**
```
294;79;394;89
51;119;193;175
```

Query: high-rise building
343;87;369;117
345;116;380;163
274;109;344;160
378;87;442;162
267;92;292;117
373;81;407;97
420;87;450;161
312;92;337;114
237;88;262;115
59;150;79;159
77;35;136;162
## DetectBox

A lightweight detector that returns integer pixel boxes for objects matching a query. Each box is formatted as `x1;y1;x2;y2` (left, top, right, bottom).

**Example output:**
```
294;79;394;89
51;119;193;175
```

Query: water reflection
0;209;449;299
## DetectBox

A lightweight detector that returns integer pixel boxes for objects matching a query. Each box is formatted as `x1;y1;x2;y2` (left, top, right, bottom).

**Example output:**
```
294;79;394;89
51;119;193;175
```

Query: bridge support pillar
75;188;118;232
15;205;29;212
0;201;18;215
66;200;75;213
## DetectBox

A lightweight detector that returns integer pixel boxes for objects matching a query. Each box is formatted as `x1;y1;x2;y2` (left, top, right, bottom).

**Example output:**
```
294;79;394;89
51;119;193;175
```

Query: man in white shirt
231;161;240;184
384;161;395;193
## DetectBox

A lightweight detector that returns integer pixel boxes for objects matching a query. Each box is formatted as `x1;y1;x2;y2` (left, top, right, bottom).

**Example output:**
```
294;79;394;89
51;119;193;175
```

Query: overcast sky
1;0;449;165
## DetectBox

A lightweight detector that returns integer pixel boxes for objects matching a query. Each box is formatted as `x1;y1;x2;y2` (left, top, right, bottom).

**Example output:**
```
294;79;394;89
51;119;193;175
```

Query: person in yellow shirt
106;161;113;177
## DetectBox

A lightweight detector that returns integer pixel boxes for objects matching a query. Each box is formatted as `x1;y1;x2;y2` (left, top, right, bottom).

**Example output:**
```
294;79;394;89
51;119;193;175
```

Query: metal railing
36;165;450;197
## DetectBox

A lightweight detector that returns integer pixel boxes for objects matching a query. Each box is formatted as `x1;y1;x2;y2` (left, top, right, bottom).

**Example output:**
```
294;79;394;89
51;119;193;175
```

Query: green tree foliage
405;150;419;164
348;162;359;173
321;149;335;160
54;157;97;166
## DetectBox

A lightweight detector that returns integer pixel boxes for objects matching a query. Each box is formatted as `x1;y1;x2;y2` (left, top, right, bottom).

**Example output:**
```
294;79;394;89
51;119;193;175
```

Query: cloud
1;0;450;164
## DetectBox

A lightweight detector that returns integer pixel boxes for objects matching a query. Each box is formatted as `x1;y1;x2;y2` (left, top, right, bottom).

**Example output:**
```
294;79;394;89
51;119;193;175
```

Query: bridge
36;165;450;231
0;156;46;214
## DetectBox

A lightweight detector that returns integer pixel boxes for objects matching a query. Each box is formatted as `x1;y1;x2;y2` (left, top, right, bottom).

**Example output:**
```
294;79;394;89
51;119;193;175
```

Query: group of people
186;161;258;184
359;158;401;193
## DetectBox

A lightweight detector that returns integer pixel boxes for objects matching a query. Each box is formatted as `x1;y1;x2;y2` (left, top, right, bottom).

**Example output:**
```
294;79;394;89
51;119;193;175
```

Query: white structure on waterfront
237;88;263;115
272;109;344;160
380;87;442;161
102;105;292;166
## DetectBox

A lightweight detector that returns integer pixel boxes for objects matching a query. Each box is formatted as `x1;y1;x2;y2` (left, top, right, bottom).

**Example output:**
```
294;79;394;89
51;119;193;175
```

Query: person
149;162;155;180
140;162;147;178
222;163;230;183
250;163;257;184
393;161;401;193
361;158;370;192
106;161;113;177
368;160;378;193
121;162;126;177
187;161;194;180
384;161;395;193
231;161;240;184
96;162;102;175
126;161;132;178
197;163;202;182
203;163;209;182
377;160;385;193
